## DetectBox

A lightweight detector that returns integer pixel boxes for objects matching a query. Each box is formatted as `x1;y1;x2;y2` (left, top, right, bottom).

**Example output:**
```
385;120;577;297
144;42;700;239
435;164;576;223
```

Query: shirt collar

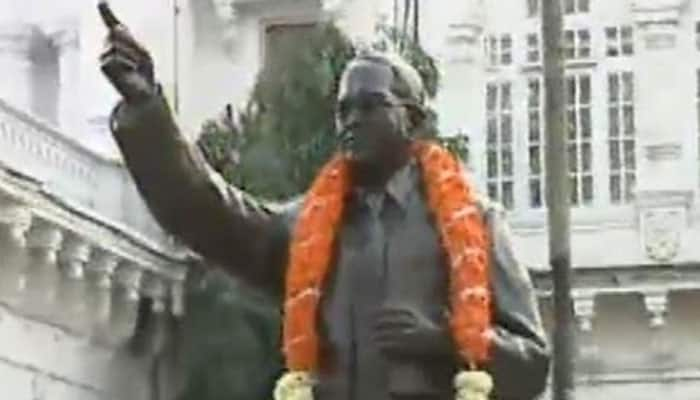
353;158;417;211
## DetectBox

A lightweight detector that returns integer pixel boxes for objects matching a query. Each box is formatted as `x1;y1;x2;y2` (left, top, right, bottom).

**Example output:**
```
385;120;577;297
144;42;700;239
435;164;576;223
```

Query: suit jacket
110;94;550;400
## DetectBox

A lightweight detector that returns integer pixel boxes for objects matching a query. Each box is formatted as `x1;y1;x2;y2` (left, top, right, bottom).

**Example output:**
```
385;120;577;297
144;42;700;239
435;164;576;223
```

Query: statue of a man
98;4;549;400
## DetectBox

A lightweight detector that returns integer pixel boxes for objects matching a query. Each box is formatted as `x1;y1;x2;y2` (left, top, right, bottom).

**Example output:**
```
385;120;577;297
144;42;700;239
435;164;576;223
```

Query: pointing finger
98;1;122;31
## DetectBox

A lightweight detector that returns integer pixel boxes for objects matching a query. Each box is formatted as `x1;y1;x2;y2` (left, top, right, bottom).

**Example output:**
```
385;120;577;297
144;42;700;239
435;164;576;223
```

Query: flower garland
281;140;492;392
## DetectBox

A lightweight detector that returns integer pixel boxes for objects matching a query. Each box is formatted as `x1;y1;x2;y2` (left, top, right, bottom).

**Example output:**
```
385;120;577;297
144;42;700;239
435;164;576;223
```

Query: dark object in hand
97;1;156;103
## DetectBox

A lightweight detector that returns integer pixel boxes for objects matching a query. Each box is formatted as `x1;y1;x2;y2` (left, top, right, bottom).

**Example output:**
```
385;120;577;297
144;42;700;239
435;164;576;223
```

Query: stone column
22;218;64;318
642;289;674;365
433;1;485;181
52;27;83;137
0;195;32;306
85;249;119;343
134;272;170;355
57;235;91;334
110;261;144;345
171;278;185;317
632;0;694;263
0;23;33;112
572;290;600;368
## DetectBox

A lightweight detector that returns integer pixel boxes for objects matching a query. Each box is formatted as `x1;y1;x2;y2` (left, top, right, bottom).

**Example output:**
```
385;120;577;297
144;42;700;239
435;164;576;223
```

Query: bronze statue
98;3;549;399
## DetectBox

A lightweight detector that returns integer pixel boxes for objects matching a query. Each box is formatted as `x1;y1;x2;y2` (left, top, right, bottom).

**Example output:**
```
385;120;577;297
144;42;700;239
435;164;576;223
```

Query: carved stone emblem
640;207;684;262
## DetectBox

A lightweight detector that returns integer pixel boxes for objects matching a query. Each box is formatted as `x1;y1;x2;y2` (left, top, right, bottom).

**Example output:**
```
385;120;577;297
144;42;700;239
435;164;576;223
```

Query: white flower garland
273;372;316;400
273;370;493;400
454;370;494;400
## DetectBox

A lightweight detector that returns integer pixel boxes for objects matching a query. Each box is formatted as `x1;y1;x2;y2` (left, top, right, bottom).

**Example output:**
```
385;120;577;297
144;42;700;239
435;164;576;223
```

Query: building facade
0;1;192;398
475;0;700;398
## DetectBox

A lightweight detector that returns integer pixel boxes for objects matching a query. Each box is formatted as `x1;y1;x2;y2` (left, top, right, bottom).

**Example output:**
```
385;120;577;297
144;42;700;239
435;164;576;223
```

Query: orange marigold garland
283;155;351;371
282;140;492;381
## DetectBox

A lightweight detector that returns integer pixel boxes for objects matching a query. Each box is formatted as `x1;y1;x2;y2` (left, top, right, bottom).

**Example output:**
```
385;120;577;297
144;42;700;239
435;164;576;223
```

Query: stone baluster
171;279;185;318
85;249;119;343
110;262;144;345
573;290;596;333
0;195;31;306
133;272;170;355
572;290;600;365
57;235;91;334
22;218;64;318
642;289;673;363
643;289;668;329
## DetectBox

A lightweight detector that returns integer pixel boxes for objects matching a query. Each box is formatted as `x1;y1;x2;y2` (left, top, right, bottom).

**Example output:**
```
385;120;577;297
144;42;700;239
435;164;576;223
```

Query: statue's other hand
371;306;452;359
98;2;156;103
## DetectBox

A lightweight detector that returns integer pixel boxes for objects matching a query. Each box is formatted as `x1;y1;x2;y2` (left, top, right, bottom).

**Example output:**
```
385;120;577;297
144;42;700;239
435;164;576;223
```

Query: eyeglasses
336;93;405;118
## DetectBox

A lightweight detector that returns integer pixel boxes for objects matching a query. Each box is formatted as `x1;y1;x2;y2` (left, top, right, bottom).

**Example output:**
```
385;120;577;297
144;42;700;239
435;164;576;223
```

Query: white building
0;1;191;398
2;0;700;399
477;1;700;398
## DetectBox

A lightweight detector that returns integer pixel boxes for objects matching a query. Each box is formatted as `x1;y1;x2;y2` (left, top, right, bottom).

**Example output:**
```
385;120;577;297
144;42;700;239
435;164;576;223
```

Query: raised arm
482;202;551;399
98;2;289;297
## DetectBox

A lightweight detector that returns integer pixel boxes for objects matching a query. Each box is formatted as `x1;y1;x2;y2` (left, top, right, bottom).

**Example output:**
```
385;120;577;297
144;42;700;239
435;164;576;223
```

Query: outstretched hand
98;1;156;103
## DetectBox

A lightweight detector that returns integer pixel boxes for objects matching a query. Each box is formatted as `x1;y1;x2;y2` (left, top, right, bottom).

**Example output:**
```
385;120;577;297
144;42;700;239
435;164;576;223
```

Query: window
566;74;593;205
605;26;634;57
563;0;589;14
501;35;513;65
608;72;636;203
528;0;588;17
527;77;545;208
526;33;541;63
563;29;591;60
527;0;539;17
486;82;515;209
485;34;513;66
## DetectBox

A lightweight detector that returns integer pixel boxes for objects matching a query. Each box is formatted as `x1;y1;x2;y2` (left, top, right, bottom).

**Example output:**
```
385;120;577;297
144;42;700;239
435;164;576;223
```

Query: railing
0;97;182;257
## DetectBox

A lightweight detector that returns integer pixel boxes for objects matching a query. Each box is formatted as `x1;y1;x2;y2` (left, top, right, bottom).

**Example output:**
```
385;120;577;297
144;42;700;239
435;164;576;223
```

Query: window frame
607;71;636;204
486;81;516;209
527;76;545;208
565;72;594;206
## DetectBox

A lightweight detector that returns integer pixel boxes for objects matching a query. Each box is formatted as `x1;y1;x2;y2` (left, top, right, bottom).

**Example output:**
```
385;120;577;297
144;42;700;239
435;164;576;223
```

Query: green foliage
178;271;282;400
199;23;356;200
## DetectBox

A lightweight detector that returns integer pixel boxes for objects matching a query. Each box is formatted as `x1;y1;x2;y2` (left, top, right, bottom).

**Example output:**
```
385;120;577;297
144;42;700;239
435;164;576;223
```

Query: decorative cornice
445;22;484;64
631;0;689;26
50;28;80;52
0;24;34;57
638;205;686;262
631;0;689;50
644;142;682;161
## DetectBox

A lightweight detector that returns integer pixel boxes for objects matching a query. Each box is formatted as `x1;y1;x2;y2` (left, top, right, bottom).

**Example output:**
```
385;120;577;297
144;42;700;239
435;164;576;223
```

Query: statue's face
336;59;410;166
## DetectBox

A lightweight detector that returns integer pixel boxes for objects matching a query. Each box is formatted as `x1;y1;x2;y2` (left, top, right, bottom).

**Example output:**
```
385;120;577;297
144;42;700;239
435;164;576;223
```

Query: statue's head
336;50;427;167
